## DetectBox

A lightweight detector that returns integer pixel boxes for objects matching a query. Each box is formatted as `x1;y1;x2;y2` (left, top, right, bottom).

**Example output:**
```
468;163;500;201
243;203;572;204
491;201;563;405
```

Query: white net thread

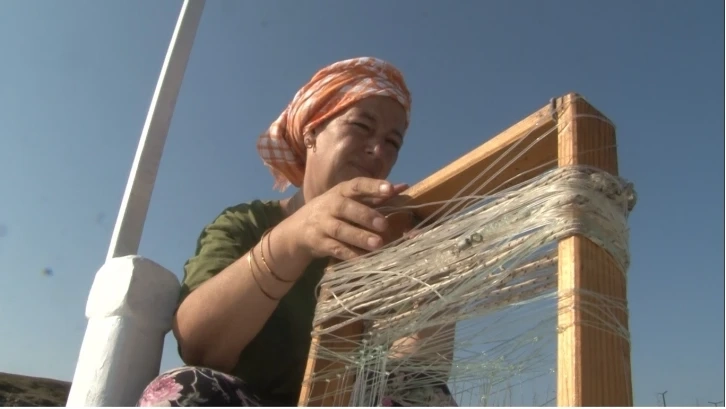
300;96;636;407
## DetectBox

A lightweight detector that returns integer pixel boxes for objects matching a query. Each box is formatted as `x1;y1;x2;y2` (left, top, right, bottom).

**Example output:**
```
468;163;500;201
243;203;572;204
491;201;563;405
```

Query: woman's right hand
278;177;408;262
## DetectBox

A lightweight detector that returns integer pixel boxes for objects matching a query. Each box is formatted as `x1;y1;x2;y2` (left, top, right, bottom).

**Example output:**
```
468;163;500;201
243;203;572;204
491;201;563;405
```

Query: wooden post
555;93;633;406
298;305;366;406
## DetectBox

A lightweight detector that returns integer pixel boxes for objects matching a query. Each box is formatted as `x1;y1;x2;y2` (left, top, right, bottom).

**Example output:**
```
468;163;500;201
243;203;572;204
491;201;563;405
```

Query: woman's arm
175;179;412;373
389;320;455;379
173;214;310;373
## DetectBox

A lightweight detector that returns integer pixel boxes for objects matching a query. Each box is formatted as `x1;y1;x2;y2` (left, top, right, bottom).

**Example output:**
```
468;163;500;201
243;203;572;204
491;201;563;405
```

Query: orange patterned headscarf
256;57;412;191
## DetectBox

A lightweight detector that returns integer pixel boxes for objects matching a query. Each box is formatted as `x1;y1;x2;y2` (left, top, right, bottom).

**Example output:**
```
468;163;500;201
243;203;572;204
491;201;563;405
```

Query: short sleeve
178;201;278;306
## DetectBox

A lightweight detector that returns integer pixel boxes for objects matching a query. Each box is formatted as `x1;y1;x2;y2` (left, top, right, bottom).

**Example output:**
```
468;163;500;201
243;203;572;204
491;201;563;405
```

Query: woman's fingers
391;183;409;194
332;197;388;234
312;178;411;260
404;228;423;240
324;216;383;252
321;237;369;261
353;182;409;206
337;177;402;200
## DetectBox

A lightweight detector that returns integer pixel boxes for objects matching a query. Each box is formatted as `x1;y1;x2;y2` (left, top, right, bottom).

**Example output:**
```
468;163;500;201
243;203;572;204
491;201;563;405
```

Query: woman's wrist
247;249;288;301
256;229;296;284
261;221;312;281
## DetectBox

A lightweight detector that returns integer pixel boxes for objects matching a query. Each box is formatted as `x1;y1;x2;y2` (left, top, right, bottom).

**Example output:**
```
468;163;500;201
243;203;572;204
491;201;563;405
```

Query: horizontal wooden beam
390;99;558;221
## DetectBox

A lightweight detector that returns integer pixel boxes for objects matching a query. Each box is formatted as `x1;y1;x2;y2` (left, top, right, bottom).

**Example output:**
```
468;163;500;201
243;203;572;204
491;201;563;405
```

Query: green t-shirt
178;199;329;406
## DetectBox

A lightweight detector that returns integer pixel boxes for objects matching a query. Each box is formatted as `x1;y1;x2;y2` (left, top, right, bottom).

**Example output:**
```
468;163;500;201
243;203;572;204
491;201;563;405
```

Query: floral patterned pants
137;366;457;407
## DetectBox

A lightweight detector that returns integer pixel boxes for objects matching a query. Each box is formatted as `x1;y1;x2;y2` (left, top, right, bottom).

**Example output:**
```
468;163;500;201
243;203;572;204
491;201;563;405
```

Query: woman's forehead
344;97;407;126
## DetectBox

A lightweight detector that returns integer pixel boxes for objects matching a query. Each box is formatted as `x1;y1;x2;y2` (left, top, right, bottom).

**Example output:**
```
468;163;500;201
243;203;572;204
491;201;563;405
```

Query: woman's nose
365;141;382;156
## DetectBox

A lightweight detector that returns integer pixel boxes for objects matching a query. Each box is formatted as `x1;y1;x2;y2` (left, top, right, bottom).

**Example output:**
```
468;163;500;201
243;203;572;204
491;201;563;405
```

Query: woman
137;57;457;407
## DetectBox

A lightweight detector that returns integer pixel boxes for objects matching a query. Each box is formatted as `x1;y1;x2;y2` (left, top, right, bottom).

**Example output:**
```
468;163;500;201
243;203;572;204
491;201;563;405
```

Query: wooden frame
298;92;633;407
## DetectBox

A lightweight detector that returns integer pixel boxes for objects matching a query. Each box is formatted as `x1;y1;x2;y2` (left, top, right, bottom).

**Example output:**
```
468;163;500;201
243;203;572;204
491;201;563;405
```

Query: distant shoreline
0;372;71;407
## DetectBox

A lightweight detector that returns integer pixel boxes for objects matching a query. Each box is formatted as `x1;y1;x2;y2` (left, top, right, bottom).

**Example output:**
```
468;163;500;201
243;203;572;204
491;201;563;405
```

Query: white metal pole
65;1;206;406
106;0;206;261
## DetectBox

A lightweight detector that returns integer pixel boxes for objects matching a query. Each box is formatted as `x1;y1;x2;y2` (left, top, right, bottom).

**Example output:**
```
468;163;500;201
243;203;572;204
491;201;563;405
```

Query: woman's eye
353;122;370;131
388;139;401;150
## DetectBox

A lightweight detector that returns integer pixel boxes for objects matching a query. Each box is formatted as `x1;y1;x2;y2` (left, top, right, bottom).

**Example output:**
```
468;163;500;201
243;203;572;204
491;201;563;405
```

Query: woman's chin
335;169;364;183
324;167;376;191
350;165;378;180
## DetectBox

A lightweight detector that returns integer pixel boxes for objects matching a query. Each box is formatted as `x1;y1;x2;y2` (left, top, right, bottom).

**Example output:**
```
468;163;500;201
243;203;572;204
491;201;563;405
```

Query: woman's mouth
352;164;377;178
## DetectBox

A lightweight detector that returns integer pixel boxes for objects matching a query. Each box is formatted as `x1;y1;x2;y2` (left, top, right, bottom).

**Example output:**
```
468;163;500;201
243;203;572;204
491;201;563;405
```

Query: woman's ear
304;126;321;153
303;134;316;153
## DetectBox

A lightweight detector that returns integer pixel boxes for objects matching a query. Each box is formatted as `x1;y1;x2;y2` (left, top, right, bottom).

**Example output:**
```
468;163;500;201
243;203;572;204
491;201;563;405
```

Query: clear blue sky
0;0;722;406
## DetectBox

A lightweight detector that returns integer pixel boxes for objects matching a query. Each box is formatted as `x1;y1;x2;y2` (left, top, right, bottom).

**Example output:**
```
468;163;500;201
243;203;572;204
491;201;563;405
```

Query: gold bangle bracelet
259;228;295;283
248;251;280;301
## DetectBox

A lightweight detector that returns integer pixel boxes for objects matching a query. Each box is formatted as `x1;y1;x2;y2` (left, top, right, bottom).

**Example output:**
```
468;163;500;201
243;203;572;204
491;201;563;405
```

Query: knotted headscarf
256;57;412;191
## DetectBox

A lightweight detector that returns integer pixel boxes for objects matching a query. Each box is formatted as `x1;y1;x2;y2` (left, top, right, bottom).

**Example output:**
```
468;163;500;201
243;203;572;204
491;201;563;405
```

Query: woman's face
302;96;408;199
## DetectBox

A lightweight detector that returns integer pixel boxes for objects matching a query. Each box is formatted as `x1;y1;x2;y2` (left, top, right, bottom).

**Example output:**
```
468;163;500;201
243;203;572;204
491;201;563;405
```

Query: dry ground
0;372;70;407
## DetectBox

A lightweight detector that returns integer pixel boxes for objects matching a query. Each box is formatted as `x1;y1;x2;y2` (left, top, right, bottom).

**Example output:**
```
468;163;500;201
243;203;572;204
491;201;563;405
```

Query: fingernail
373;217;386;231
380;183;391;193
368;236;381;248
